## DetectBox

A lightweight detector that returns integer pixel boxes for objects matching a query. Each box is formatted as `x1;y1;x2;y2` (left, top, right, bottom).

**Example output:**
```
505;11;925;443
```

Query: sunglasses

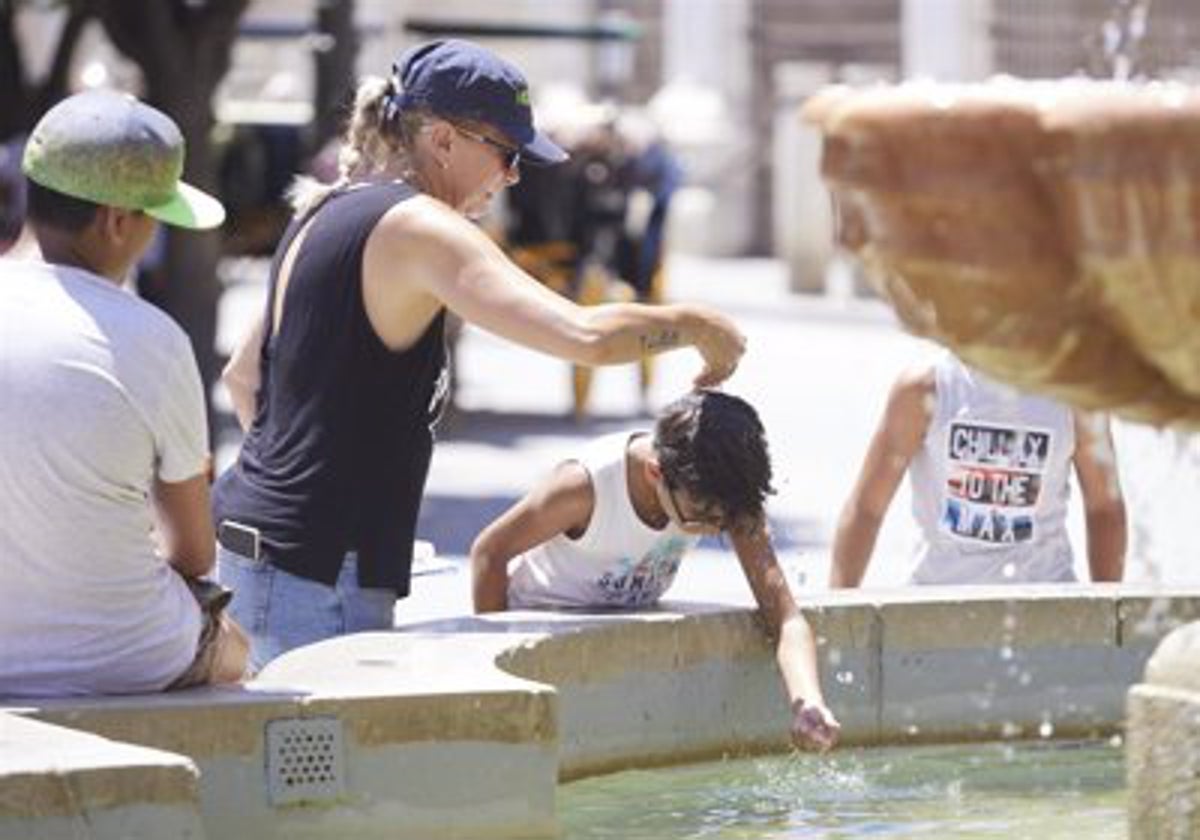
664;481;725;531
453;125;521;173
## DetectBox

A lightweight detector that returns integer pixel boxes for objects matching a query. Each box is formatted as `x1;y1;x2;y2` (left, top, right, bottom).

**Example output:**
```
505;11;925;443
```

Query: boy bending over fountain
471;389;840;752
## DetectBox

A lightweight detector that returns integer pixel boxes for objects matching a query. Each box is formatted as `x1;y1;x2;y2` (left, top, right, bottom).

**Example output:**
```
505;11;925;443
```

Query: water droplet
929;90;956;111
1001;562;1017;579
836;670;855;685
999;645;1014;661
1001;721;1021;738
1003;613;1018;631
1038;721;1054;739
1019;671;1032;686
1109;734;1124;748
906;724;920;736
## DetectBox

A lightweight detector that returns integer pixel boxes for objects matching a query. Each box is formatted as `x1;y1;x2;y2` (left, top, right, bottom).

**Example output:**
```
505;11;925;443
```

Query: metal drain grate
264;717;346;806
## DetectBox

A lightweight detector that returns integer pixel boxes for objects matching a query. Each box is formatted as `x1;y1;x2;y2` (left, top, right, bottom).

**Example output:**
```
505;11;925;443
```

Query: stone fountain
804;77;1200;837
804;78;1200;429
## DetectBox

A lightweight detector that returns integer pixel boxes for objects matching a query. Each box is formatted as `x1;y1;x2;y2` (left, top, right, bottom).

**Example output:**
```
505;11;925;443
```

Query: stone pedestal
1126;620;1200;838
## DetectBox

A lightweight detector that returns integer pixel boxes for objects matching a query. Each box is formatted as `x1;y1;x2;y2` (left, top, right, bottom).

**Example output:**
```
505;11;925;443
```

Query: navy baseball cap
393;39;568;167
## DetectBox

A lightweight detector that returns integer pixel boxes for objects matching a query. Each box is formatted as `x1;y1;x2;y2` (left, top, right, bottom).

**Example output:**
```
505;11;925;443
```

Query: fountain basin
2;586;1198;838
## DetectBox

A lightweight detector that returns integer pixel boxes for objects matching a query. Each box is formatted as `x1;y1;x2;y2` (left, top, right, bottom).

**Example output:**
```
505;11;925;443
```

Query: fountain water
1104;0;1154;81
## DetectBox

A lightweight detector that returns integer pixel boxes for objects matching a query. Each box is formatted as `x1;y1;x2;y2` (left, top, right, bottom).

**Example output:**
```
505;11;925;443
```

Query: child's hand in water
791;699;841;753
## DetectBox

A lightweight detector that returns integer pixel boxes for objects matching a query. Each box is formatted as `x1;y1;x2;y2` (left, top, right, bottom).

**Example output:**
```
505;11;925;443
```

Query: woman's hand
691;307;746;387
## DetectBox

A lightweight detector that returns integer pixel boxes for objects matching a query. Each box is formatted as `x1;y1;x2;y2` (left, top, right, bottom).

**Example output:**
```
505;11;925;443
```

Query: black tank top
213;182;448;594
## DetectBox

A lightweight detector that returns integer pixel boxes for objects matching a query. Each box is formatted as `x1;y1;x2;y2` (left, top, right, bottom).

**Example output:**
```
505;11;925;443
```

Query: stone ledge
1142;620;1200;692
14;684;304;758
1126;677;1200;839
5;586;1199;839
0;713;204;839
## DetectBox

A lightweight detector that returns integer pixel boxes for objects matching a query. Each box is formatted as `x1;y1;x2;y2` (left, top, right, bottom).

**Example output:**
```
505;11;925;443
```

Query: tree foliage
3;0;250;438
0;0;91;142
2;1;365;443
91;0;251;432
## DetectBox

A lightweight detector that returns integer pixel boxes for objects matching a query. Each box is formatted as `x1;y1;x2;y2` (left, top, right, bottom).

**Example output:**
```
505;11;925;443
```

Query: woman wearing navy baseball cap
213;39;746;670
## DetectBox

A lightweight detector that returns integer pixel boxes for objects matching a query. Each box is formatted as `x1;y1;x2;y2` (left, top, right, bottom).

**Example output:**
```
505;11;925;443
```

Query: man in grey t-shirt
0;90;246;696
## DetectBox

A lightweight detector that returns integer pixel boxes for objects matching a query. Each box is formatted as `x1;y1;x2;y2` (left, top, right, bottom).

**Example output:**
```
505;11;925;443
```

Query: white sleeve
152;326;210;483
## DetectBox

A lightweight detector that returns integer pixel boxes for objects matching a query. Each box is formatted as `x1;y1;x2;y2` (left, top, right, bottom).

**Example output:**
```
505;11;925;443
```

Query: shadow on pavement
418;493;826;559
417;492;521;558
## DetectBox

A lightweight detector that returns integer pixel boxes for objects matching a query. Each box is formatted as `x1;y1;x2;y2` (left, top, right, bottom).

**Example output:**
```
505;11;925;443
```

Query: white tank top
508;432;698;608
908;354;1076;584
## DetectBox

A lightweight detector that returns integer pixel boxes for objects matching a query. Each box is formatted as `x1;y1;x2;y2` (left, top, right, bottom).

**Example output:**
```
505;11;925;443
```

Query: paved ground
213;253;1200;626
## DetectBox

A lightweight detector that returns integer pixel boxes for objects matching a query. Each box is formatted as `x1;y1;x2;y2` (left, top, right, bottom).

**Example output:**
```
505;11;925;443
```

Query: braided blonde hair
287;76;430;215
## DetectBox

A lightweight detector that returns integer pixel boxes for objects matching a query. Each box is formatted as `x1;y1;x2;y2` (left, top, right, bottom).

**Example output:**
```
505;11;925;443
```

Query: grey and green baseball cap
22;89;225;230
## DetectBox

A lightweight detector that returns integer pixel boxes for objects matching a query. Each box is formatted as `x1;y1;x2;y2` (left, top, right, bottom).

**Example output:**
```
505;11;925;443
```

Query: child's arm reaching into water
470;461;595;612
731;523;841;753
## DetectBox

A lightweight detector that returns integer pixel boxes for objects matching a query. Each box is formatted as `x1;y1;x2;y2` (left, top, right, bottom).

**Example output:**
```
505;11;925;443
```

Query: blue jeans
216;546;396;673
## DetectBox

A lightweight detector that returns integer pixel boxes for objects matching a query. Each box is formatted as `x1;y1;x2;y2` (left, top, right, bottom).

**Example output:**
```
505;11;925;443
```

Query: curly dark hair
653;389;775;534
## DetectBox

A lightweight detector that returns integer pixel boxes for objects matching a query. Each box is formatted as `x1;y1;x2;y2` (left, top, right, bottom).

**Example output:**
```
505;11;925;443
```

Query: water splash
1117;424;1200;583
1102;0;1153;81
560;743;1127;839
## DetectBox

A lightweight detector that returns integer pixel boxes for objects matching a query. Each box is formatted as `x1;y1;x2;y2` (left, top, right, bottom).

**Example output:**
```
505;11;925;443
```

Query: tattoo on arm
640;329;682;353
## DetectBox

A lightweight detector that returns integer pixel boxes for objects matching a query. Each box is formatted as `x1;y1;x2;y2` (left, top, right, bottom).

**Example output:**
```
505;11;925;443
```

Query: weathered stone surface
1127;622;1200;839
